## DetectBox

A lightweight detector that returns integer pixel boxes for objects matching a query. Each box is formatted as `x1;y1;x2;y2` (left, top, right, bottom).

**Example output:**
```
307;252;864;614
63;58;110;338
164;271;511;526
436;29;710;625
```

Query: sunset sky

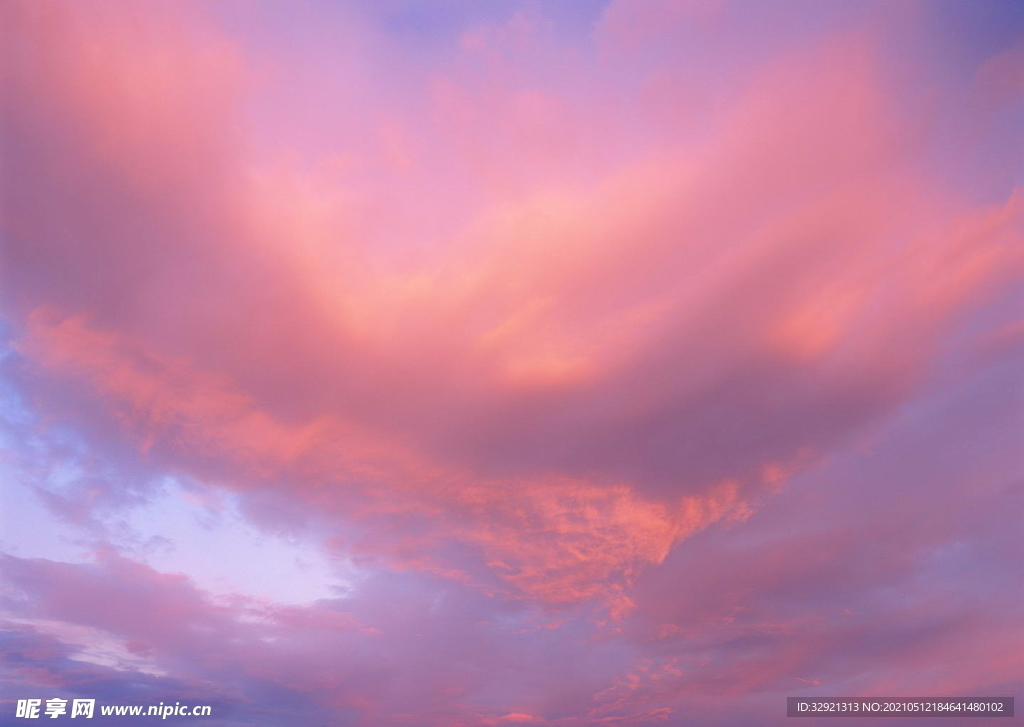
1;1;1022;725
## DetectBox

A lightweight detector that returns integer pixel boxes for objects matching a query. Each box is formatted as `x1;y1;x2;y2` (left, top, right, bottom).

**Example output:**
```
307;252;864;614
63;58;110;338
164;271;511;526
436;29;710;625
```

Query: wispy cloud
2;0;1021;724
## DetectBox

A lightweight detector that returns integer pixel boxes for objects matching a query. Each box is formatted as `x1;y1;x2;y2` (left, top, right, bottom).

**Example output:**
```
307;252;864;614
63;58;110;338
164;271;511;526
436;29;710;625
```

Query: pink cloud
1;0;1021;724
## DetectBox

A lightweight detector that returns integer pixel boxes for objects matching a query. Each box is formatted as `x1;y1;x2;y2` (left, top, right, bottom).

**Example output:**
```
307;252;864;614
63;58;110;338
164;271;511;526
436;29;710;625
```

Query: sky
0;1;1022;725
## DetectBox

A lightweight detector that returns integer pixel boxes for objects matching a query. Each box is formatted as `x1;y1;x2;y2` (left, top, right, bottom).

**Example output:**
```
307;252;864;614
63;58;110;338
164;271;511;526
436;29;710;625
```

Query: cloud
1;0;1021;724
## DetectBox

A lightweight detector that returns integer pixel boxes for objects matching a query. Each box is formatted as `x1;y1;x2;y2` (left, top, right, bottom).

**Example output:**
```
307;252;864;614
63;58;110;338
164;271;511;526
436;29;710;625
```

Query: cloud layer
2;0;1022;724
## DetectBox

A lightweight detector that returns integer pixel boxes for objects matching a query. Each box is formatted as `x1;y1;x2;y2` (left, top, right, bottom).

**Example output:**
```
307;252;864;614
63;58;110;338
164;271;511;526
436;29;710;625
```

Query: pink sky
1;1;1022;725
